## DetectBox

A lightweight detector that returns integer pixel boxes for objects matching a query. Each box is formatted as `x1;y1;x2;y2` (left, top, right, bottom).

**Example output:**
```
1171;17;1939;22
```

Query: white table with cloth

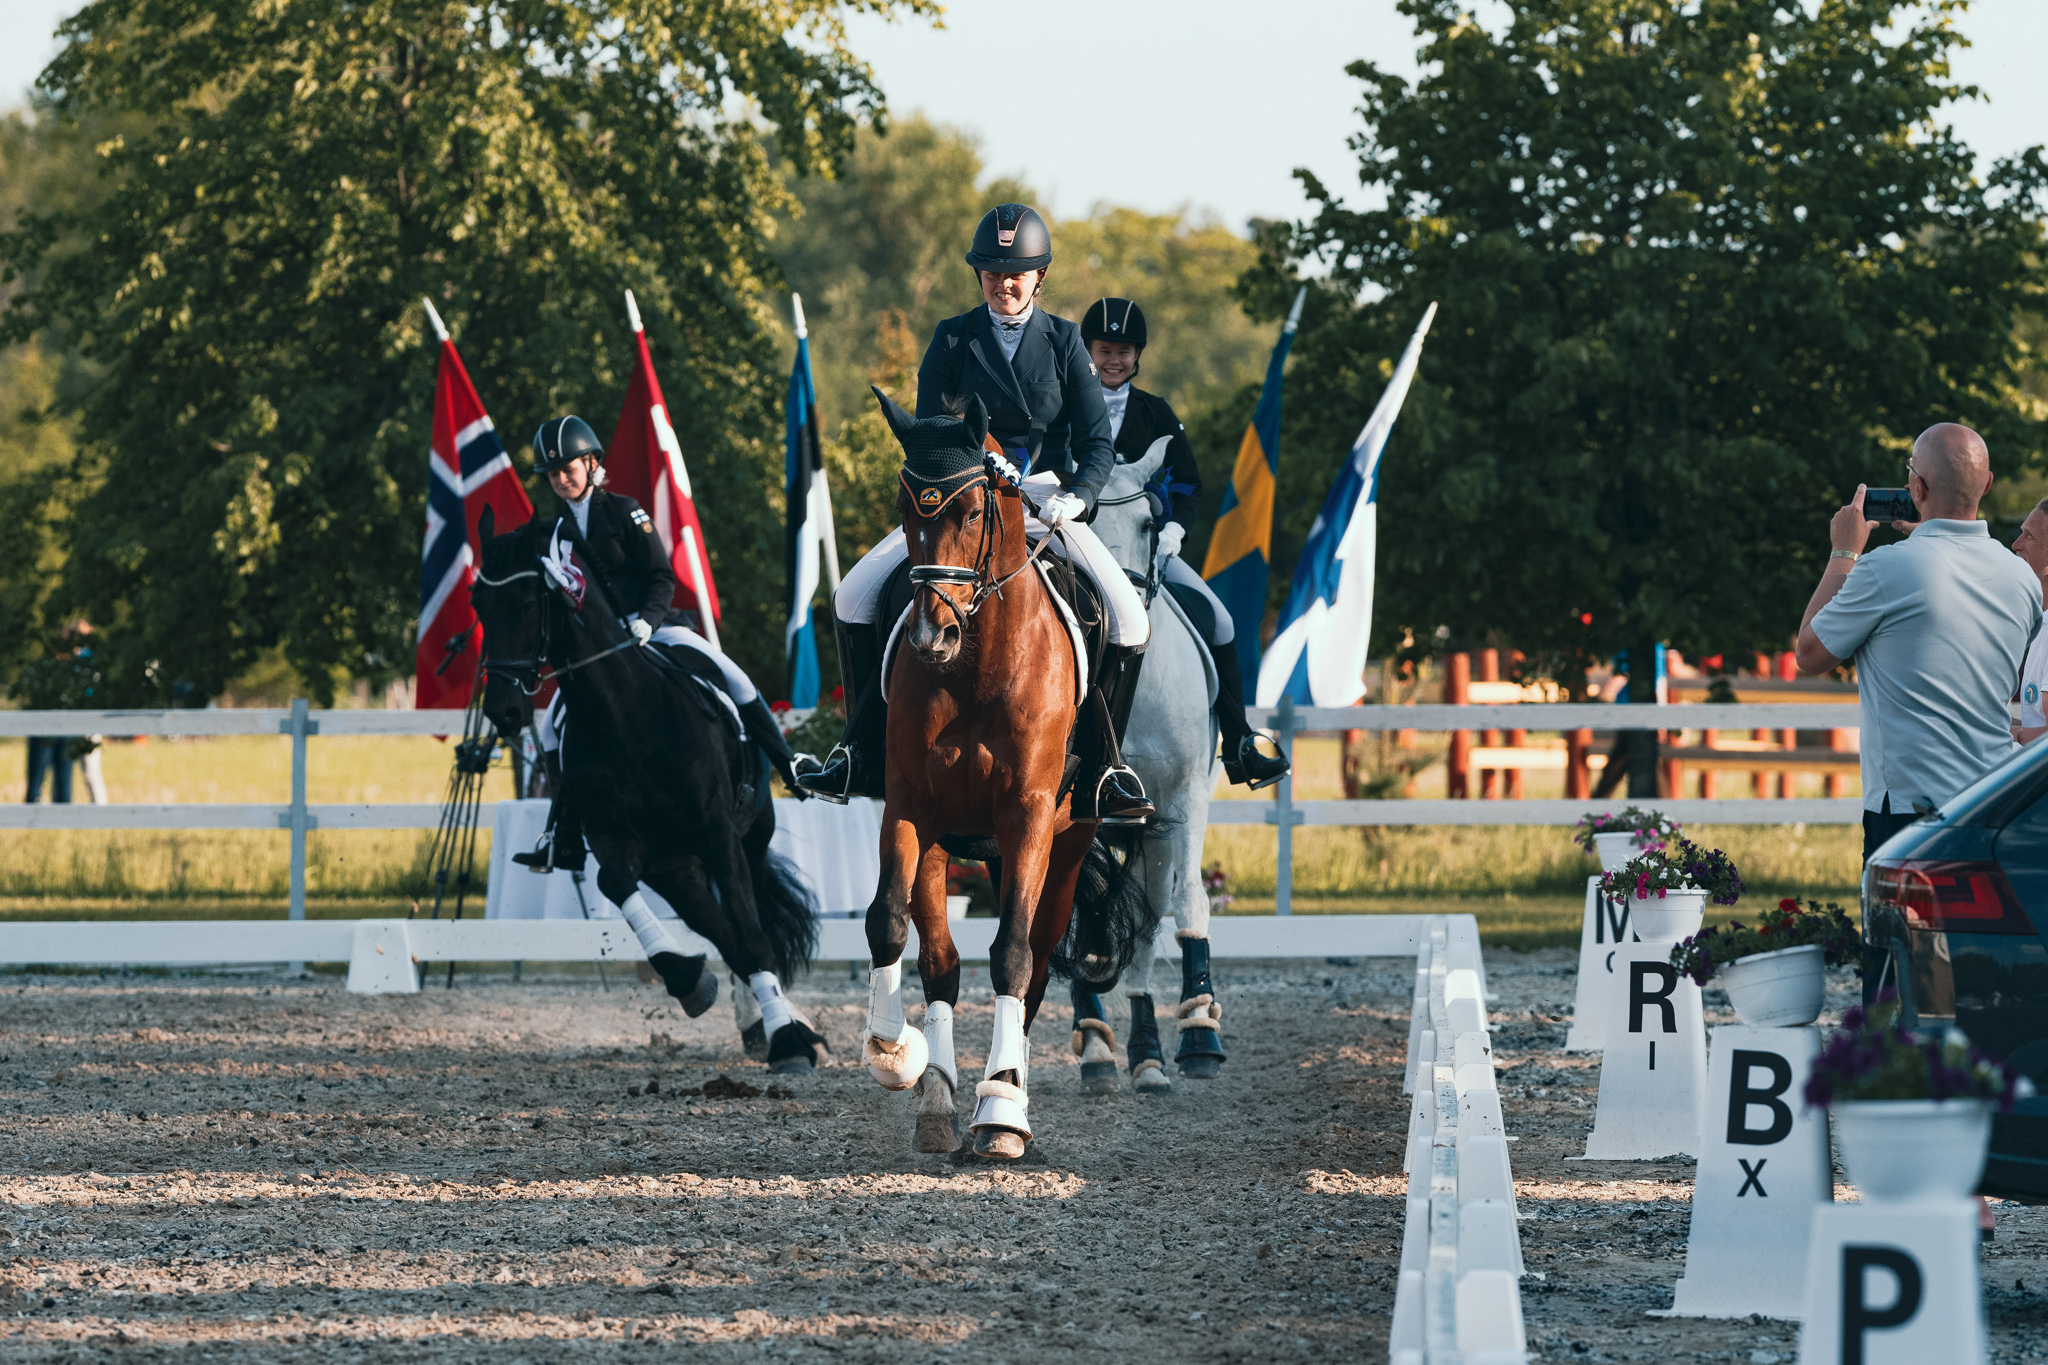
482;798;882;929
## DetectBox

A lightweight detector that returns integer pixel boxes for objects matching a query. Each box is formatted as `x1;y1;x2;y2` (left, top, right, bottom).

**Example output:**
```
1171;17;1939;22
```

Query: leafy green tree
2;0;929;703
1243;0;2048;693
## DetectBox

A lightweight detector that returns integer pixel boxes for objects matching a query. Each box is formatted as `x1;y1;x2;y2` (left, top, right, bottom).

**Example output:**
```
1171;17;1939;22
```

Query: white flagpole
422;297;449;343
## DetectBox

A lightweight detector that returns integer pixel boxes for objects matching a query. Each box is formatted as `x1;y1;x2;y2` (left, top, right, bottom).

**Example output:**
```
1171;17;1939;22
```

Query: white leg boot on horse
863;959;928;1090
748;971;816;1074
1173;932;1227;1078
914;1000;960;1153
1069;977;1120;1095
620;891;718;1017
730;973;768;1062
971;994;1033;1159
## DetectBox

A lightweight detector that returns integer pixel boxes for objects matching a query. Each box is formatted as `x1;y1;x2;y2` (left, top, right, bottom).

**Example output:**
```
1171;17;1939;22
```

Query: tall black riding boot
1213;644;1290;790
1070;643;1155;825
512;783;586;874
738;695;819;797
1069;978;1120;1095
794;619;888;803
1173;933;1226;1078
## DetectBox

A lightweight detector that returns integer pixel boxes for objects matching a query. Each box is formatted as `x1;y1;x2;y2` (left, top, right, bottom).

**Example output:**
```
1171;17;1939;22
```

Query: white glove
628;616;653;646
1038;492;1085;531
1156;522;1186;561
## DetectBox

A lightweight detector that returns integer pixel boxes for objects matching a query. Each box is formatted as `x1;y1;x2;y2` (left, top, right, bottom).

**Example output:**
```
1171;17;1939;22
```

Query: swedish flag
1201;286;1306;680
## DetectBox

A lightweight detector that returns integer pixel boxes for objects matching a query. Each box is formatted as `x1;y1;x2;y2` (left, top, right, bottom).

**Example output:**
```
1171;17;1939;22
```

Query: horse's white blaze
863;960;926;1091
619;891;685;960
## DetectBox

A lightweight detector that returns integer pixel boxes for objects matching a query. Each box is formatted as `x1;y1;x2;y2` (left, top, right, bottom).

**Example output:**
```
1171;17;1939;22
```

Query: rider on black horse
1080;295;1290;791
514;415;812;874
796;204;1155;824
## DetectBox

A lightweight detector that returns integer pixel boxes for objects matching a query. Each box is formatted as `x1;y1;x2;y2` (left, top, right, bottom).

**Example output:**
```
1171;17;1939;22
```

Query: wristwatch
1829;550;1859;563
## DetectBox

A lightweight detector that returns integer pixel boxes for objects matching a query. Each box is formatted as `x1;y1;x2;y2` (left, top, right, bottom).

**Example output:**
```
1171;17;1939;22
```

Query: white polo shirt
2022;627;2048;732
1811;520;2042;810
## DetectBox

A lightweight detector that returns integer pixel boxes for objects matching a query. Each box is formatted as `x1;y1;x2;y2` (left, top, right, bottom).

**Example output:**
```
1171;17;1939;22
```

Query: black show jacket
1112;385;1203;531
915;305;1116;513
555;490;676;627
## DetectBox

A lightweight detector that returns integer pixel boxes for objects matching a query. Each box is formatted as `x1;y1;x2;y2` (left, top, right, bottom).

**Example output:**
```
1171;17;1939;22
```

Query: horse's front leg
907;835;962;1154
588;833;716;1018
971;793;1059;1160
863;812;937;1092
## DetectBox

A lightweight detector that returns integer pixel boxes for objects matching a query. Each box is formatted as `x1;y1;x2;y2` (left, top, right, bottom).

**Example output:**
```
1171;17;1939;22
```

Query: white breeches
1159;554;1234;646
833;492;1150;648
532;627;754;760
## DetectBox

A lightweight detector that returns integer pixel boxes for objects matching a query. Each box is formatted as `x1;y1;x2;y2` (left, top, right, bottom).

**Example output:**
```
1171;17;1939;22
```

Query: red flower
770;699;793;713
830;685;845;702
1779;897;1798;912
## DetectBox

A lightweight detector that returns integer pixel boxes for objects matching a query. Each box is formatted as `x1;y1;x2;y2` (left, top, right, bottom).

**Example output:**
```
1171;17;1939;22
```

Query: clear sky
4;1;2044;232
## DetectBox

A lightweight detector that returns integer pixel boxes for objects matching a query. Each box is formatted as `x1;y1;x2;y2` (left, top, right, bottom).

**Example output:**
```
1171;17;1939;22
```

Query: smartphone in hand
1862;488;1916;524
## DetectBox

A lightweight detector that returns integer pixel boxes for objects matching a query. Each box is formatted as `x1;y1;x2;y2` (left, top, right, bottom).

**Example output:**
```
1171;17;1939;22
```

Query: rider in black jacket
1080;297;1290;790
513;416;809;873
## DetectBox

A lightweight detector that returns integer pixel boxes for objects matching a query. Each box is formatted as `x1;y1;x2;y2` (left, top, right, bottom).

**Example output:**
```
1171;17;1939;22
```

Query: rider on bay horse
514;415;812;874
796;204;1155;824
1080;295;1290;791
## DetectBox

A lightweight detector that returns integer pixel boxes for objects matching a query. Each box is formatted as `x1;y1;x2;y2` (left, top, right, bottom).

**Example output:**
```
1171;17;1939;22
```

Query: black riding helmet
965;204;1053;272
1080;297;1147;350
532;415;604;475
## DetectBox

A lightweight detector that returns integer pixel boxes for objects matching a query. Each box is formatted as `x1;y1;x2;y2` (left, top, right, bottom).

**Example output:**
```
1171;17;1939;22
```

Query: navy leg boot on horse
1212;645;1290;791
794;620;887;803
1071;643;1155;825
1069;978;1120;1095
1127;992;1170;1093
1173;932;1227;1078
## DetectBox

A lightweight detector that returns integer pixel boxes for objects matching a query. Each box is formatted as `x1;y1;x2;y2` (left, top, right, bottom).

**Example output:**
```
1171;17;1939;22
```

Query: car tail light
1869;859;2036;936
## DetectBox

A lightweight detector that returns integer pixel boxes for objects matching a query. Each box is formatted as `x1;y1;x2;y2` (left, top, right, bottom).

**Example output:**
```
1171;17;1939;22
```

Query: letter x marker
1736;1158;1768;1198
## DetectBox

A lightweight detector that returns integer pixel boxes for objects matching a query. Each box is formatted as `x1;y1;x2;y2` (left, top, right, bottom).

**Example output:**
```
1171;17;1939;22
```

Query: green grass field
0;734;1860;946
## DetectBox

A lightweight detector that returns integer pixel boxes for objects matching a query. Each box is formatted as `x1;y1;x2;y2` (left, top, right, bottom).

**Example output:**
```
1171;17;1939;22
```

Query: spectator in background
17;623;107;805
1795;424;2042;862
2013;497;2048;745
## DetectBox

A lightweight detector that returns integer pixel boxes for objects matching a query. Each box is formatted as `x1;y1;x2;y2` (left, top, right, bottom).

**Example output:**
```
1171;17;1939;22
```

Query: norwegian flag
417;299;533;710
604;290;722;647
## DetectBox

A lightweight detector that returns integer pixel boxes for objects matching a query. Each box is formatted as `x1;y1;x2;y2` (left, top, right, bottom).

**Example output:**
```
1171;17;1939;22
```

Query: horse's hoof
768;1020;829;1073
741;1020;769;1064
1132;1061;1173;1094
914;1112;960;1154
652;953;718;1017
972;1127;1028;1160
1079;1060;1119;1095
1176;1055;1222;1080
864;1027;928;1092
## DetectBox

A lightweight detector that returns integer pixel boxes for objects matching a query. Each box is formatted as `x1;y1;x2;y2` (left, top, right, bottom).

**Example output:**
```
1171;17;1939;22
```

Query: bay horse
469;506;828;1073
858;390;1151;1159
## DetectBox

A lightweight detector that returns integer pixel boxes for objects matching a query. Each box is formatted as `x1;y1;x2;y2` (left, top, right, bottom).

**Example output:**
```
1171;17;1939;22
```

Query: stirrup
1075;764;1153;826
793;744;854;805
1224;733;1291;791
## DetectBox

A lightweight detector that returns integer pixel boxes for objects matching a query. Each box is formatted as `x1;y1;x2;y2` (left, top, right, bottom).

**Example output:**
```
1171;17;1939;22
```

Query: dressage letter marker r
1629;961;1678;1034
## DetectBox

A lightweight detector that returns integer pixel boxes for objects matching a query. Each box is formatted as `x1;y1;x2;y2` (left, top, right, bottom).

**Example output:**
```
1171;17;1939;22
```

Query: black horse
470;506;827;1073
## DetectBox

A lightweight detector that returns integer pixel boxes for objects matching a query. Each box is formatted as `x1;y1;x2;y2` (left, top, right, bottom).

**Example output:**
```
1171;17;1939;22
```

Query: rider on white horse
514;415;812;874
795;204;1155;824
1080;295;1291;790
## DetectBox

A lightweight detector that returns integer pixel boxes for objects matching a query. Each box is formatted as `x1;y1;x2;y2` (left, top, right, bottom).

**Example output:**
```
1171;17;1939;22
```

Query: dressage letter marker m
1666;1027;1830;1320
1565;877;1639;1053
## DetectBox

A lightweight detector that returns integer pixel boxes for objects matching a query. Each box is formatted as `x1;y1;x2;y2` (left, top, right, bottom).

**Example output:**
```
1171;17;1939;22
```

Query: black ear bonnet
874;387;1003;519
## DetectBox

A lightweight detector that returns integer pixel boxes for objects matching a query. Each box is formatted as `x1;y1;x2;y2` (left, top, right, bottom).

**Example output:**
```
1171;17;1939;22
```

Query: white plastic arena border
1393;914;1527;1365
0;698;1862;917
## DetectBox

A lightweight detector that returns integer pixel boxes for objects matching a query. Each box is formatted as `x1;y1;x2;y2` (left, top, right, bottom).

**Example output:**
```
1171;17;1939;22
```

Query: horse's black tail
1051;822;1165;987
754;844;820;983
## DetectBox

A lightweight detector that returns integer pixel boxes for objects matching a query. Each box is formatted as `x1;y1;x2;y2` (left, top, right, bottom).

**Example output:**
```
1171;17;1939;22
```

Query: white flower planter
1593;831;1660;875
1720;943;1826;1028
1834;1099;1992;1203
1628;888;1706;941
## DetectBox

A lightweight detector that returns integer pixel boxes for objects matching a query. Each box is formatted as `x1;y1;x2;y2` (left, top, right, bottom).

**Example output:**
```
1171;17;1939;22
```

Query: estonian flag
1256;303;1436;706
1200;287;1306;681
417;298;532;711
784;295;838;707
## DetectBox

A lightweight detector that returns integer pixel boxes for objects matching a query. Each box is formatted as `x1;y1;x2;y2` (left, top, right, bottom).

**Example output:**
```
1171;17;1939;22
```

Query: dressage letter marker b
1577;939;1705;1161
1565;877;1638;1053
1665;1026;1830;1319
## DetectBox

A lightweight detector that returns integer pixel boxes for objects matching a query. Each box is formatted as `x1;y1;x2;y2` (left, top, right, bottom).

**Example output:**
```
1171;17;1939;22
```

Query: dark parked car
1863;736;2048;1202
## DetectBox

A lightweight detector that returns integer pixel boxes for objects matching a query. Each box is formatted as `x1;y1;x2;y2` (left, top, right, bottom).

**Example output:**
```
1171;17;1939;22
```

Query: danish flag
417;299;533;710
605;290;722;647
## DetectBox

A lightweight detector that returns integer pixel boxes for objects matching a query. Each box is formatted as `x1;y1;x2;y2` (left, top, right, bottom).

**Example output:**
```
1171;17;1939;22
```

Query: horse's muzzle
909;605;962;664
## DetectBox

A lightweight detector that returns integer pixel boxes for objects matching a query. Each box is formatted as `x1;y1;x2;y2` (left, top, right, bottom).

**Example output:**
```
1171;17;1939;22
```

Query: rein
909;485;1062;627
475;551;639;696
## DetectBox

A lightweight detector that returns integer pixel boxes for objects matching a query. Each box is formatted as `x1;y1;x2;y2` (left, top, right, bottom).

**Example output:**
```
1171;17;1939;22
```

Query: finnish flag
1256;303;1436;707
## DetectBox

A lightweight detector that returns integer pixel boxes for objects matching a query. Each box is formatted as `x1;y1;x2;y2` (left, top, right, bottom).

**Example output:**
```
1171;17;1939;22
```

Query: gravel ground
0;949;2043;1362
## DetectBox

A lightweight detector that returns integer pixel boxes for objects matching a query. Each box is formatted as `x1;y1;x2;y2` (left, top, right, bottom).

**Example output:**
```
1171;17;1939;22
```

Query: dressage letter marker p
1797;1202;1983;1364
1577;940;1705;1161
1666;1027;1830;1320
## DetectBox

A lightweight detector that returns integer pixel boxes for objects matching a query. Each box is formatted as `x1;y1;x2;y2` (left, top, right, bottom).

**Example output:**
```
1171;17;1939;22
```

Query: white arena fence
0;696;1862;922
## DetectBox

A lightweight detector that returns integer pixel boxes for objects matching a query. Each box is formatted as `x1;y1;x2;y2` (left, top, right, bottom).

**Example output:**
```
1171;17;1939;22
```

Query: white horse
1067;439;1227;1092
